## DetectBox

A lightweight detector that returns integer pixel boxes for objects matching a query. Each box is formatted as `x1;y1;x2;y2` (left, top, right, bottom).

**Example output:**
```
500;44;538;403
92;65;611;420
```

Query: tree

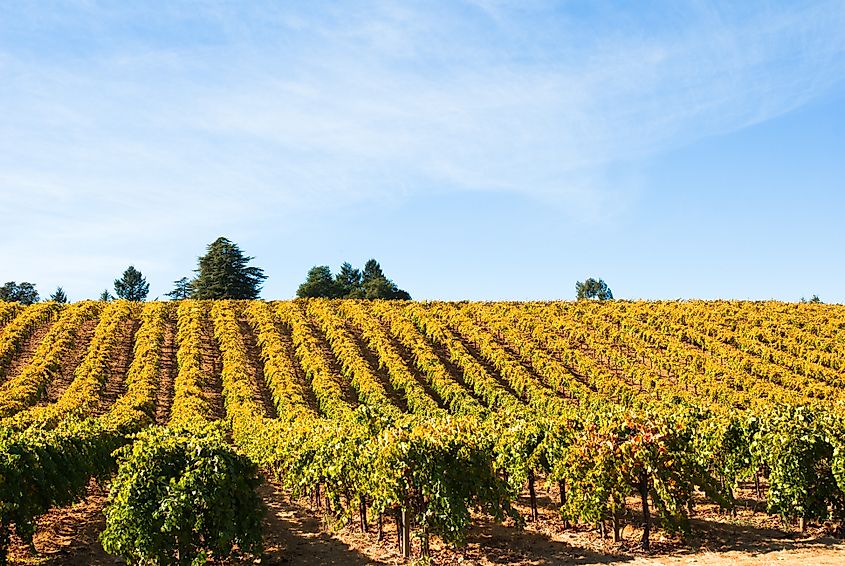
114;266;150;302
362;274;411;300
0;281;39;304
362;259;385;284
165;277;192;300
360;259;411;300
296;259;411;299
800;295;822;304
50;287;68;304
297;266;343;298
99;289;113;302
575;278;613;301
191;237;268;300
335;262;363;298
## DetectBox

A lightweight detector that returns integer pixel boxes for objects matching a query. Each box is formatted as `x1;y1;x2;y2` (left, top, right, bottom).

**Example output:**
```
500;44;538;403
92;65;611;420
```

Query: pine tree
362;259;385;284
114;266;150;302
295;259;410;300
335;262;363;298
361;259;411;300
191;237;267;300
297;266;343;298
166;277;193;300
99;289;113;302
50;287;68;303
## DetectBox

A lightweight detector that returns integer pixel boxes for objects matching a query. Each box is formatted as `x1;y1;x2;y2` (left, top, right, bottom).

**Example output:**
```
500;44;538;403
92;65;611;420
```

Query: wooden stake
395;509;402;548
360;495;368;533
528;469;539;522
401;508;411;559
639;476;651;551
559;480;570;529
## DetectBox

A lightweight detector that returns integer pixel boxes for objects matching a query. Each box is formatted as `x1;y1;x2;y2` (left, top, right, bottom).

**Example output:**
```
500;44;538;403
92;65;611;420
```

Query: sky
1;1;844;302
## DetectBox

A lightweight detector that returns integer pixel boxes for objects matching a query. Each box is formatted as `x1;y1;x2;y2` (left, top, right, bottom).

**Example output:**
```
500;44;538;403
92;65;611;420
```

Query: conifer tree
295;259;410;299
191;237;267;300
335;262;363;298
50;287;68;304
362;259;385;284
361;259;411;300
114;266;149;302
297;266;343;298
166;277;193;300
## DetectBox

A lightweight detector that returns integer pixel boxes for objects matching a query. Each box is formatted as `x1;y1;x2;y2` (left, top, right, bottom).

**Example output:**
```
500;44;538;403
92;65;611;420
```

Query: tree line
1;237;412;303
297;260;410;300
27;235;834;304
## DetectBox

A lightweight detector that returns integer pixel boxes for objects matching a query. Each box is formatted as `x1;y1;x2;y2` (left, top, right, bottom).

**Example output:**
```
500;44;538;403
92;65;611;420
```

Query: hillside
1;299;844;564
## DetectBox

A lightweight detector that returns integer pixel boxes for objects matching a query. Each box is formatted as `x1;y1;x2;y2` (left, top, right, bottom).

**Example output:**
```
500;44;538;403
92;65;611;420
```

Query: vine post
559;480;569;529
401;508;411;559
638;473;651;551
359;495;368;533
528;469;539;522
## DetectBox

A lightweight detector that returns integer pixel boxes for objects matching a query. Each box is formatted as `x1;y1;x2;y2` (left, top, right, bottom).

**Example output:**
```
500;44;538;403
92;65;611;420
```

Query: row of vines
0;298;843;563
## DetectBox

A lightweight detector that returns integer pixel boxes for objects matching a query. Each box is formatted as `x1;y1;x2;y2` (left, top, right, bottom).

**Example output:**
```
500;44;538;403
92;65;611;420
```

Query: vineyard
1;298;845;564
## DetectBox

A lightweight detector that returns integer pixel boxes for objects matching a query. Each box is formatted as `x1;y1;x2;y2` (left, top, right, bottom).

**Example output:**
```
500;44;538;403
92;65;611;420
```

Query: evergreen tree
575;278;613;301
192;237;267;300
391;286;412;301
99;289;113;302
295;258;410;300
50;286;68;304
335;262;363;298
297;266;343;298
362;259;385;284
362;276;411;300
361;259;411;300
114;266;150;302
0;282;39;304
166;277;193;300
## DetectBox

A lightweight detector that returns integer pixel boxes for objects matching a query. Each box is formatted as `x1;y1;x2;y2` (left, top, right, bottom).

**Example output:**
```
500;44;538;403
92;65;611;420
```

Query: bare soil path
273;318;322;414
0;318;56;384
154;314;177;424
200;310;226;421
7;479;845;565
94;319;137;416
7;480;113;566
243;480;380;566
42;319;98;405
238;318;278;419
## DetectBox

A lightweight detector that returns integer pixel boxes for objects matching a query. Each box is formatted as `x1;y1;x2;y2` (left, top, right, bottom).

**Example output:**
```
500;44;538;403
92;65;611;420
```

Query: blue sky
1;1;843;302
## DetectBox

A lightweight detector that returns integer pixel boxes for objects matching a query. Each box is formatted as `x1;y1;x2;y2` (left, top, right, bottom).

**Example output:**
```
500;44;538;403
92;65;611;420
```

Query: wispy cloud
1;1;844;296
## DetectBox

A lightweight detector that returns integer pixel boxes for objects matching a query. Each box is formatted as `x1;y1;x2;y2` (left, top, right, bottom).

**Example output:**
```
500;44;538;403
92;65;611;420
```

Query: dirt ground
7;478;845;565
